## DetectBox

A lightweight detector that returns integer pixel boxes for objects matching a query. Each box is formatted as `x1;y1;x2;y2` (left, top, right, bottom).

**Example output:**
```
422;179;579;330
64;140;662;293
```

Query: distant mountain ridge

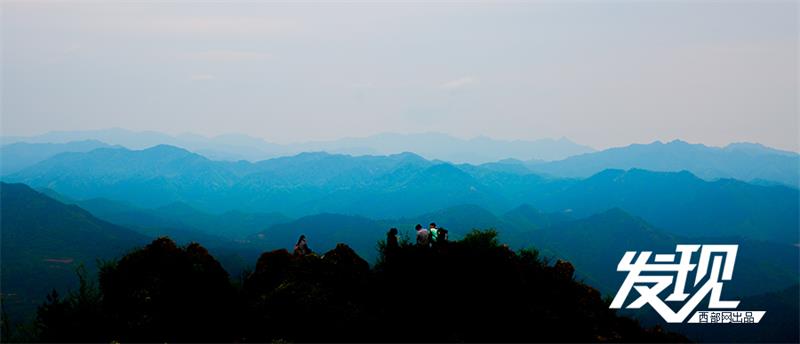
526;139;799;187
43;190;291;241
4;132;796;188
1;128;594;163
4;145;797;245
0;140;115;175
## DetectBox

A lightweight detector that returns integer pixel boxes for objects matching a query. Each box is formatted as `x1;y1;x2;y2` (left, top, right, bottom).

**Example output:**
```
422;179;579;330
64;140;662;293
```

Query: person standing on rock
415;224;429;247
386;227;400;253
293;234;312;256
429;223;439;243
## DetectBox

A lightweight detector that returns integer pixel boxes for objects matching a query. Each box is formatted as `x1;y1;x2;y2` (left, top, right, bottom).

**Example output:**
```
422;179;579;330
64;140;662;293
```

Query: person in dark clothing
384;227;400;261
386;227;400;251
293;234;312;256
437;227;449;244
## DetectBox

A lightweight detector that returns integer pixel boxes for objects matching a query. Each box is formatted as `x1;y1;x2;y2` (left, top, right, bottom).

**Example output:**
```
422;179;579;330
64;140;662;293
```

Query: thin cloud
121;15;305;37
180;50;273;62
190;74;216;81
440;76;478;90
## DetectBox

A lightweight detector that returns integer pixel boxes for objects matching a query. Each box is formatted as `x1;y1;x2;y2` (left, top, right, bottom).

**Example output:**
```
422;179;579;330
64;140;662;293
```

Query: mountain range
4;144;797;245
0;129;594;163
526;139;799;187
3;133;797;189
0;183;149;319
0;140;114;175
40;190;290;241
3;181;797;342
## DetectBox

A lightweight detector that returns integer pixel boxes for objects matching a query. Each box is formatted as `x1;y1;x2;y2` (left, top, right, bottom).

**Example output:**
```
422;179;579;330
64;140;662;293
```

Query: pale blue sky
2;0;797;151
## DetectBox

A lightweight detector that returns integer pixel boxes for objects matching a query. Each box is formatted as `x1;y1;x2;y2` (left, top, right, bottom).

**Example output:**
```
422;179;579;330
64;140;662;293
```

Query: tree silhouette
29;233;686;342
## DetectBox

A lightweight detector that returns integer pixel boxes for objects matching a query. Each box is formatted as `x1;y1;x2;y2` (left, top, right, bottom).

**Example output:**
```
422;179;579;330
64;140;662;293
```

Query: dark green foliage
242;244;373;342
29;235;685;343
98;238;237;342
370;230;683;343
34;266;104;342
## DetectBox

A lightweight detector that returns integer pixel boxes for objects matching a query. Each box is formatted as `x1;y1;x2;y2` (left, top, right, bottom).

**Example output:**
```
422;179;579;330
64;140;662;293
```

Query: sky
1;0;798;151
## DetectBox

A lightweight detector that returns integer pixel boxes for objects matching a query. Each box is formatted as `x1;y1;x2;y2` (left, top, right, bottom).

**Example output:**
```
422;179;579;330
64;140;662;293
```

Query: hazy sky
2;1;798;150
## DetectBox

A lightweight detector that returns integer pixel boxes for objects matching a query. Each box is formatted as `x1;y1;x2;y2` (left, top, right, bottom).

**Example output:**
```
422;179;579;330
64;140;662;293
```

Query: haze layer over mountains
3;129;798;186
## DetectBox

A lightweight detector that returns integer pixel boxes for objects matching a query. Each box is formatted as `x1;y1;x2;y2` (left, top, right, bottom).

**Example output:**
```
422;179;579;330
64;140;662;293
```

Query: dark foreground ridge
13;231;686;343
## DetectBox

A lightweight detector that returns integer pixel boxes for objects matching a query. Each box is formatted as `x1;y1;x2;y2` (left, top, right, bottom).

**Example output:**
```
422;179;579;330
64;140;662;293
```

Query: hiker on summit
293;234;312;256
429;223;439;243
415;224;430;247
386;227;400;252
437;227;449;244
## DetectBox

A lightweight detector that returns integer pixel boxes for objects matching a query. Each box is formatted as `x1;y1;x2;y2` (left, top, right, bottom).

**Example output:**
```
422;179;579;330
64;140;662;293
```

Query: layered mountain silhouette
527;208;799;297
5;145;797;244
0;183;148;318
1;129;594;163
45;191;290;241
531;168;799;243
527;140;799;187
4;133;796;187
0;140;113;175
2;182;797;342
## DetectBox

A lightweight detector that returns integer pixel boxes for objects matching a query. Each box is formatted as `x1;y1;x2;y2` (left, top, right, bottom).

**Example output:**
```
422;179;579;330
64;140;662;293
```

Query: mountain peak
390;151;426;161
724;142;799;157
666;139;690;145
143;144;193;155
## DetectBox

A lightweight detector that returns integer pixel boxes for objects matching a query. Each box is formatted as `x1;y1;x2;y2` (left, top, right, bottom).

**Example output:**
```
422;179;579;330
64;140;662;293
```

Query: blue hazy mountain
527;140;799;187
245;205;797;299
527;208;799;297
248;204;569;263
5;145;798;244
0;128;286;161
1;128;594;163
291;132;595;163
3;179;797;341
528;168;799;243
0;182;149;318
529;208;799;343
0;140;113;175
47;193;291;241
5;145;243;208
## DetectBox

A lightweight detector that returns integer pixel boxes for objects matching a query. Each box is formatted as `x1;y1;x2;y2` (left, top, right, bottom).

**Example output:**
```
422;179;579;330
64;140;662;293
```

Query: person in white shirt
415;224;430;247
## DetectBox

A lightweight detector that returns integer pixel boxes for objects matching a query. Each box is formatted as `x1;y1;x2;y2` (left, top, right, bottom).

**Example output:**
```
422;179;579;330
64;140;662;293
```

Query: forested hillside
4;234;686;343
